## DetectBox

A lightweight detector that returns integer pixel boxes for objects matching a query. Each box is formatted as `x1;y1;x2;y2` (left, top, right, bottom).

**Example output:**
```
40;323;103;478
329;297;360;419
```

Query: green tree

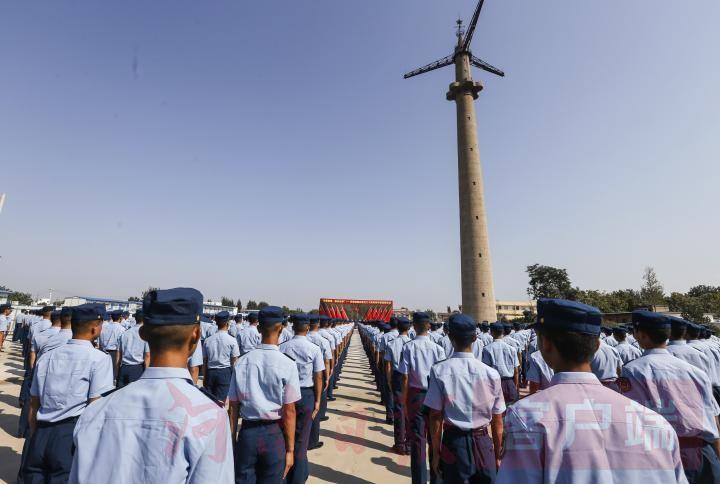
258;301;269;309
640;267;665;306
236;300;243;311
127;296;141;302
221;297;234;307
246;300;258;310
142;286;159;299
526;264;577;300
10;292;33;305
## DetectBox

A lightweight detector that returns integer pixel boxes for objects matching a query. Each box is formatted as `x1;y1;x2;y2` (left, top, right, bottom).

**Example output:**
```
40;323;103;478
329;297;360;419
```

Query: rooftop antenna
403;0;504;323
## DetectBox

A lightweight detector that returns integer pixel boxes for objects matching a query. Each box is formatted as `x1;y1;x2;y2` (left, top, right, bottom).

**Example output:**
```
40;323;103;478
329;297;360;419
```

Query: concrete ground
0;333;408;483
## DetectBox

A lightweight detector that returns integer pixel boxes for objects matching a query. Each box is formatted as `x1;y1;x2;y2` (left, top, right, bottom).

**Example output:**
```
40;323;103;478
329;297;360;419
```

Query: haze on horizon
1;0;718;311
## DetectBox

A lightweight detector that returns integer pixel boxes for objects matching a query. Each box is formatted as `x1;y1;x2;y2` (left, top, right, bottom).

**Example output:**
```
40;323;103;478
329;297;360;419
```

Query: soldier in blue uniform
229;306;301;483
98;309;125;381
482;322;520;404
117;309;149;387
23;303;114;483
69;288;233;483
280;313;324;484
202;310;240;403
384;316;412;454
307;313;332;450
613;326;642;365
238;312;261;355
425;313;505;483
399;311;446;484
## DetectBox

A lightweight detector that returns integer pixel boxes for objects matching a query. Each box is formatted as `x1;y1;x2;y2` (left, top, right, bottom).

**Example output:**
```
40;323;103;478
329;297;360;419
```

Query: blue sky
1;0;718;310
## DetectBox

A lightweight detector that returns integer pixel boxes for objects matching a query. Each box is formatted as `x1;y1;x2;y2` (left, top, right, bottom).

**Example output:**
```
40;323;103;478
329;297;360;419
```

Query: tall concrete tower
404;1;504;323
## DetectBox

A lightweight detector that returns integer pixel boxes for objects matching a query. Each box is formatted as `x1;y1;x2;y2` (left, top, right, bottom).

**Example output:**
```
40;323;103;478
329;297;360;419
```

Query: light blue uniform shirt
279;327;293;345
622;348;720;442
188;342;203;368
203;331;240;369
615;341;642;365
425;352;506;430
307;331;332;361
591;341;622;380
237;325;261;355
481;340;519;378
688;339;720;385
99;322;125;351
201;321;217;341
280;336;325;388
118;326;149;365
384;334;411;371
526;350;554;390
228;344;301;420
69;367;233;484
667;340;716;384
29;318;52;340
319;329;337;350
32;326;61;353
31;340;114;422
398;335;446;390
0;314;10;332
439;335;482;359
38;329;73;358
478;332;494;346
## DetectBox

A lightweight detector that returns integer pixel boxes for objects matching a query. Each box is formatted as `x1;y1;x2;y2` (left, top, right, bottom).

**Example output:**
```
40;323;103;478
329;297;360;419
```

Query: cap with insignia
258;306;284;326
396;316;412;331
308;314;320;323
143;287;203;326
632;310;671;329
71;303;107;324
532;298;602;336
448;313;477;336
412;311;431;323
215;311;230;323
290;313;310;325
60;307;73;318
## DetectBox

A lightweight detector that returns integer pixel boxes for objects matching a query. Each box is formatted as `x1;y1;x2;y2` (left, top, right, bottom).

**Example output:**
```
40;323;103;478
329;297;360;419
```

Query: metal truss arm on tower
403;54;455;79
470;55;505;77
462;0;486;51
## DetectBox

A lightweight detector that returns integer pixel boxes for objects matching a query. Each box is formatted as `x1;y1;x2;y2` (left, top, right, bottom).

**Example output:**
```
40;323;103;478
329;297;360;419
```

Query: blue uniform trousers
117;363;144;388
235;420;285;484
391;370;407;451
309;382;327;447
407;387;438;484
500;378;518;404
440;426;496;484
680;439;720;484
22;417;78;484
106;350;119;381
286;387;315;484
205;367;233;402
18;366;34;437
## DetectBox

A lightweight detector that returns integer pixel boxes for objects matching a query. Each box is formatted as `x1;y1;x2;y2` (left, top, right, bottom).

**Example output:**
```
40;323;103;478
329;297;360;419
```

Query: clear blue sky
1;0;719;310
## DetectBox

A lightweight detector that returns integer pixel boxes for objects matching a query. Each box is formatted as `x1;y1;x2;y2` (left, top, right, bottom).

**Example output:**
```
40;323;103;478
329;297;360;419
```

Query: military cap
396;316;412;330
668;316;687;329
51;310;62;321
480;322;489;330
308;314;320;323
533;298;602;335
632;310;671;329
258;306;284;326
71;303;107;324
215;311;230;323
612;326;627;335
143;287;203;326
448;313;477;336
388;318;398;328
60;306;73;317
412;311;431;323
290;313;310;325
0;304;10;311
234;314;243;321
200;315;211;324
489;322;504;331
134;309;143;319
41;305;55;314
246;312;258;322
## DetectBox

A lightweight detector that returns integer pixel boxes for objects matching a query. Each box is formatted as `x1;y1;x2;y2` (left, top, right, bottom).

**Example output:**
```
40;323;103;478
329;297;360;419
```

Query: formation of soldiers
2;290;353;483
360;301;720;483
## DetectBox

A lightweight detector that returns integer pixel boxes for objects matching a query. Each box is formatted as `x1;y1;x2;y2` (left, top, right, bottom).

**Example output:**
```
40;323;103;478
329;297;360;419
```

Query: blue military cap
0;304;10;311
396;316;412;330
412;311;431;323
319;314;330;322
632;310;671;329
480;322;489;330
143;287;203;326
290;313;310;324
489;322;504;331
71;303;106;324
668;316;687;329
246;312;258;322
258;306;284;326
60;306;73;317
448;313;477;336
200;315;212;324
51;310;61;320
215;311;230;323
41;305;55;314
388;317;398;328
533;298;602;336
308;313;320;323
111;309;123;317
612;326;627;335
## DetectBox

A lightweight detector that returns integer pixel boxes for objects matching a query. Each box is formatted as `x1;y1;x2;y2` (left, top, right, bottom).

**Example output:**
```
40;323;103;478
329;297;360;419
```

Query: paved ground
0;333;408;483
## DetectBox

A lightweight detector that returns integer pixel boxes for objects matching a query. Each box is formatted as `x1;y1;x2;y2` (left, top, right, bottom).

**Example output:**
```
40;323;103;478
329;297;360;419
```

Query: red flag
341;307;349;320
383;306;393;321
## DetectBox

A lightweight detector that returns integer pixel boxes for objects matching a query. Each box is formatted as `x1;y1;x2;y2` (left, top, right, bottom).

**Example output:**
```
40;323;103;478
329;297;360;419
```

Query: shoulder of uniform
197;385;224;407
283;352;296;362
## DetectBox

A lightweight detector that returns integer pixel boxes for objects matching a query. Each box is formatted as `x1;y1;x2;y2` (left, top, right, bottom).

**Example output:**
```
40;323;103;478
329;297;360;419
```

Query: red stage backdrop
319;298;393;322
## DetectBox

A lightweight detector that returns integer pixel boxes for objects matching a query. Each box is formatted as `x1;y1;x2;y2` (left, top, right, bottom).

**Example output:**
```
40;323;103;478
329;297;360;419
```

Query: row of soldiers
360;302;720;483
6;289;353;483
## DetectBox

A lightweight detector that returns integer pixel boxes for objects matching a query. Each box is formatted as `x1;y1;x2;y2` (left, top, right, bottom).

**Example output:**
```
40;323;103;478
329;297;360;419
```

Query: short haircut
537;327;599;364
292;321;310;332
71;319;101;334
612;329;626;341
142;324;198;351
260;322;282;338
686;325;700;339
670;325;686;340
490;328;503;337
216;319;229;329
413;320;431;332
449;331;475;348
111;313;121;322
636;325;671;345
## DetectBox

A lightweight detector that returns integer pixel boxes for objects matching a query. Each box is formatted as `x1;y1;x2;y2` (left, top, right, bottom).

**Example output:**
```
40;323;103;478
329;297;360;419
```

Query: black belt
121;363;144;367
501;377;515;381
301;386;314;390
37;416;79;428
443;423;490;436
241;419;280;429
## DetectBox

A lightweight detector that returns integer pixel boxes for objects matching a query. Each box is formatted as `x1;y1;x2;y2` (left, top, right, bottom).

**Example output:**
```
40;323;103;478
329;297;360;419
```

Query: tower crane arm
403;54;455;79
470;56;505;77
463;0;486;51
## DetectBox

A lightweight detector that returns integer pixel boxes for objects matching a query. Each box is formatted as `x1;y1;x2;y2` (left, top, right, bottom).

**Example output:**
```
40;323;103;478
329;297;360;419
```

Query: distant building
496;300;536;321
0;289;11;304
64;296;235;315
